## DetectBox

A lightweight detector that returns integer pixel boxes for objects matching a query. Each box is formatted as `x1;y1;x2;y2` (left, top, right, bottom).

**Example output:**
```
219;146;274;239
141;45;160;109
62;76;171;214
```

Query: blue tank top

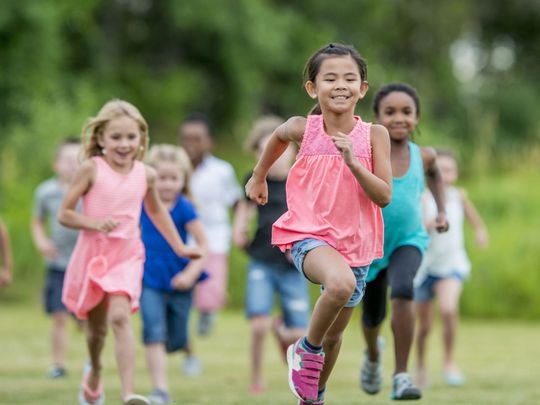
141;194;207;291
366;142;429;282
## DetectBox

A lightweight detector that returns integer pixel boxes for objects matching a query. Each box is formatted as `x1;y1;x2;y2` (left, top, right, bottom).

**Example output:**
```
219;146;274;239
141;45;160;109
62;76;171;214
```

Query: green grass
0;304;539;404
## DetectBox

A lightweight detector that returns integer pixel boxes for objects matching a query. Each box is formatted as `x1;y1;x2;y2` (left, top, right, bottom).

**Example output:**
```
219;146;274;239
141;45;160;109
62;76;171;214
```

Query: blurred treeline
0;0;539;317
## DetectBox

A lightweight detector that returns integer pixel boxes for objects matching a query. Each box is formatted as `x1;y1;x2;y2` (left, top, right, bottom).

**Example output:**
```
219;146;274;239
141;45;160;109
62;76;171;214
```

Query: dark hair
305;43;368;115
180;112;213;137
372;82;421;117
435;148;458;162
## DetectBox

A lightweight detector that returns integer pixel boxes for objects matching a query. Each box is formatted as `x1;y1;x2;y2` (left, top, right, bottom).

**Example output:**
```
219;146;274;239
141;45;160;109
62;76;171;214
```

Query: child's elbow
376;190;392;208
57;211;68;227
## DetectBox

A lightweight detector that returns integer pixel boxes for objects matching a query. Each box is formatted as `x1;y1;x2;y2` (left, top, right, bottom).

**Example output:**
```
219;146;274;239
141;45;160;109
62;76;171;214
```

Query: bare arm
143;166;201;259
422;192;437;231
0;219;13;287
460;188;489;247
333;124;392;207
31;218;58;260
422;147;449;232
246;116;305;205
232;199;256;249
171;219;208;290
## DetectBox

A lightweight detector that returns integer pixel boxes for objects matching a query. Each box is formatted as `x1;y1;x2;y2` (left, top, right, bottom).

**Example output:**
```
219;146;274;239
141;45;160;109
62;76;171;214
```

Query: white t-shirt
414;186;471;286
190;154;242;253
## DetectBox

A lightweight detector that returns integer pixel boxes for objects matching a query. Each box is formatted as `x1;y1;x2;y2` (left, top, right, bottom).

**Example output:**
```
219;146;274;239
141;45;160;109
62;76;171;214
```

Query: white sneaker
360;336;384;395
391;372;421;400
182;356;202;377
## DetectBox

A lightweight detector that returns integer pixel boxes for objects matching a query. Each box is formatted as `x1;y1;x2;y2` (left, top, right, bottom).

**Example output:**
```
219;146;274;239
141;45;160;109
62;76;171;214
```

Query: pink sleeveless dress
62;157;147;319
272;115;384;267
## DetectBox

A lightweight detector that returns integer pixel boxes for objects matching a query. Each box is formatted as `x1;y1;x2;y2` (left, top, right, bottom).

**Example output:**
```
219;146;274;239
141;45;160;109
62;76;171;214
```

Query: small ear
359;81;369;98
305;81;317;99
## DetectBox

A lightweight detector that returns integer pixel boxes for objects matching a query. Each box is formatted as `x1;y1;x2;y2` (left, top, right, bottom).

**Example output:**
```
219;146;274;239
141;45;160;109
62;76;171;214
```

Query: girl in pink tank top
246;43;392;404
59;100;202;405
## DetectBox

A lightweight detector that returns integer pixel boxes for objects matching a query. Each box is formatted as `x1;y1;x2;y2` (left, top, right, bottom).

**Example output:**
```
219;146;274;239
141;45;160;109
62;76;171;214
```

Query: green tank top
366;142;429;282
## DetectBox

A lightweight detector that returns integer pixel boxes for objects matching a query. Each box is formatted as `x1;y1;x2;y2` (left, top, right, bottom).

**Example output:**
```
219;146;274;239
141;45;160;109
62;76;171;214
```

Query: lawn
0;304;539;404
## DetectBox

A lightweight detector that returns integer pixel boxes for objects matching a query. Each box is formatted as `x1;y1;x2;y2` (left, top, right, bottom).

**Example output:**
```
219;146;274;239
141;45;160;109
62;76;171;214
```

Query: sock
302;336;322;353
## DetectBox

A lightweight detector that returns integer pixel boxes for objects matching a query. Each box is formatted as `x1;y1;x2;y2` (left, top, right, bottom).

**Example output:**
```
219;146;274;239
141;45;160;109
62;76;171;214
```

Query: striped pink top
272;114;384;267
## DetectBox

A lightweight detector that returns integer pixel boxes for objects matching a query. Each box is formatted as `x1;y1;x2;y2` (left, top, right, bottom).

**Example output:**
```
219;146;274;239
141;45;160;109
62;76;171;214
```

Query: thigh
303;245;355;286
362;268;388;327
276;264;310;329
245;260;274;318
387;245;423;300
165;290;193;353
44;268;68;314
434;278;462;313
140;286;167;344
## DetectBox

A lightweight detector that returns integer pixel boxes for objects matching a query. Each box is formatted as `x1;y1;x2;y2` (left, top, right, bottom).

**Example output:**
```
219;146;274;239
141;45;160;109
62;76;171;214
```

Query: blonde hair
244;115;285;153
81;99;149;160
146;144;193;199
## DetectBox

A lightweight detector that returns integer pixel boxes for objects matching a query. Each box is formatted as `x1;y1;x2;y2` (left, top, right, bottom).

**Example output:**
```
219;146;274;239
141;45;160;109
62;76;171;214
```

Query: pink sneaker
287;338;325;402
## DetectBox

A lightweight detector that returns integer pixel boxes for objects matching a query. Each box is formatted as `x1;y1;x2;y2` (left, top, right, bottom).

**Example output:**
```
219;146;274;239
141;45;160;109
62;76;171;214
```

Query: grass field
0;304;539;405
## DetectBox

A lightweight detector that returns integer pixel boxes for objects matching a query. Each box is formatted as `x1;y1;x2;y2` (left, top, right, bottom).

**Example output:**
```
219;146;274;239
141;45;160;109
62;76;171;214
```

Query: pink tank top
272;115;384;267
84;157;147;239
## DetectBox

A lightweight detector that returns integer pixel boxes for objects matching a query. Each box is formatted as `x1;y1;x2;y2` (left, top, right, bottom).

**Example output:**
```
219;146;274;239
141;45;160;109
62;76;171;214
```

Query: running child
246;43;392;405
0;217;12;288
59;100;201;405
31;137;81;378
140;144;208;404
233;116;309;394
179;114;243;337
359;83;448;400
414;149;488;388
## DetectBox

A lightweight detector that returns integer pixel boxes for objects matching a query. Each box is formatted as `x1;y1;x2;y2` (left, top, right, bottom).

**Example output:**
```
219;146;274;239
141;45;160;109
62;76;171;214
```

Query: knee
440;307;457;322
87;323;107;343
251;316;270;338
108;307;130;330
325;274;356;305
390;283;414;300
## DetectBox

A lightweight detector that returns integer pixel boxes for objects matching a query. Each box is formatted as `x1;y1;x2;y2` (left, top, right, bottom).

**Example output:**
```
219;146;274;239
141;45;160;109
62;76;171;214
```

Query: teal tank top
366;142;429;282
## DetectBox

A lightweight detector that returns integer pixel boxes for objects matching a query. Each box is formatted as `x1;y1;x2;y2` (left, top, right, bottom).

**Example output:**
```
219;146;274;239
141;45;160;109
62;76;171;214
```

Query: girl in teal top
359;83;448;401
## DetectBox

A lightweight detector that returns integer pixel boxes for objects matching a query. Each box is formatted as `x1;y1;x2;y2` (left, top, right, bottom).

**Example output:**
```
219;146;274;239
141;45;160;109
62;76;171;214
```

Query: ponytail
308;103;322;115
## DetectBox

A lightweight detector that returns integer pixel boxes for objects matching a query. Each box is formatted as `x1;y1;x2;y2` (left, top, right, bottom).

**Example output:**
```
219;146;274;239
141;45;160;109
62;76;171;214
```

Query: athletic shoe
123;394;150;405
48;365;67;379
198;312;215;336
443;371;465;386
148;388;171;404
249;383;264;395
182;355;202;377
287;338;325;402
391;372;422;400
360;336;384;395
297;387;325;404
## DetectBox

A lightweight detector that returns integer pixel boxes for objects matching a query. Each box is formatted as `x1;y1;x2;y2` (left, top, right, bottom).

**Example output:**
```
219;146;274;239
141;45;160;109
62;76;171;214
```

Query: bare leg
108;294;137;399
303;246;357;346
362;324;383;362
391;298;415;375
85;298;109;395
250;315;271;388
435;279;462;374
319;307;355;388
145;343;168;392
415;301;433;388
51;311;69;368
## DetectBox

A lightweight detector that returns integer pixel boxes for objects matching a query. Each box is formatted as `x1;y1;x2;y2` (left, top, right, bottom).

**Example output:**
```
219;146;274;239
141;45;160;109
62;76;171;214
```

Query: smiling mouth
332;95;349;100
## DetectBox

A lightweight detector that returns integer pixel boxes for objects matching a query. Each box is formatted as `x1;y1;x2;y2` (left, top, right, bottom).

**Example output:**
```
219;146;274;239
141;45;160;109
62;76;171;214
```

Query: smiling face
154;161;185;204
98;116;142;170
376;91;419;142
54;143;80;182
305;55;368;114
437;154;459;186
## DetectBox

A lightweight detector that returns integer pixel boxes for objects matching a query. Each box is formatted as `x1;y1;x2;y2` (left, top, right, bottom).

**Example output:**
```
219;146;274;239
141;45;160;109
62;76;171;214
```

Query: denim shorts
43;266;68;314
414;273;465;302
245;259;310;328
140;285;193;353
291;238;369;308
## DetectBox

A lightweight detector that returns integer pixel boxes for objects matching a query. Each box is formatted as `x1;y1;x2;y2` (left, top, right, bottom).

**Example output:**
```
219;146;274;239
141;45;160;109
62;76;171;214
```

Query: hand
37;239;58;260
475;229;489;248
0;268;12;288
178;246;202;260
332;132;355;165
171;271;197;291
93;218;119;233
435;212;449;233
245;175;268;205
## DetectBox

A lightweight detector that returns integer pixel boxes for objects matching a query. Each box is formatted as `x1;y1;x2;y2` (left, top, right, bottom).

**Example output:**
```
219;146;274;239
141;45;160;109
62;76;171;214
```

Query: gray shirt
33;178;80;269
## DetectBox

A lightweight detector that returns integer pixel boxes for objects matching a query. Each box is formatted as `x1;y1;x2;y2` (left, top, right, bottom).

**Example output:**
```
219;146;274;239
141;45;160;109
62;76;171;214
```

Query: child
0;218;12;288
414;149;488;388
246;43;392;405
359;83;448;400
233;116;310;394
58;100;201;405
31;137;81;378
179;114;243;337
140;144;208;405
